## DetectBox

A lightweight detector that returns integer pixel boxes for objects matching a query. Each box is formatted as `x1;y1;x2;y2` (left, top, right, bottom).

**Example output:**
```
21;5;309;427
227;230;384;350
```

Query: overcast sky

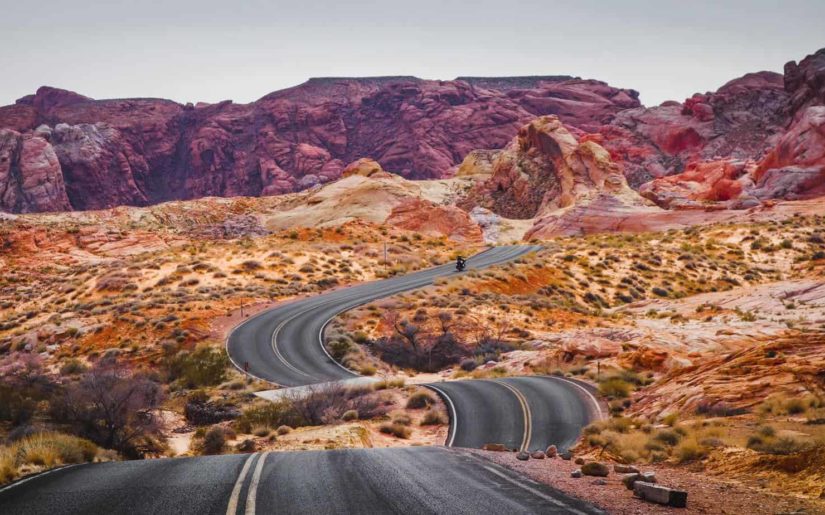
2;0;823;107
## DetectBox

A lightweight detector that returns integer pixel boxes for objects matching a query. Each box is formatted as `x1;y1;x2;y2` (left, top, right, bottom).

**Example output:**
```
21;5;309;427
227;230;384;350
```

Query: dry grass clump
0;432;99;484
406;390;436;409
379;422;412;439
581;417;722;465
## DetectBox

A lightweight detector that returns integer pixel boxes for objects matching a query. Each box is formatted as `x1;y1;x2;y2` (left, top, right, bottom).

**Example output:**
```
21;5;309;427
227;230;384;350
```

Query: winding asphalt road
227;245;541;386
0;447;603;514
226;244;601;453
1;245;604;514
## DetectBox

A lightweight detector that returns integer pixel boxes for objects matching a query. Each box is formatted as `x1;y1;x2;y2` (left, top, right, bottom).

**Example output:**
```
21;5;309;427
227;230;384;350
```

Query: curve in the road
227;245;540;386
226;244;601;452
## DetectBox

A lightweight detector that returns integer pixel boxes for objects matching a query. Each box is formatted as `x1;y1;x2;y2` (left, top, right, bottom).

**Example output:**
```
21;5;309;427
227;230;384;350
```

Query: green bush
169;346;229;388
653;430;681;446
237;401;306;432
598;378;632;398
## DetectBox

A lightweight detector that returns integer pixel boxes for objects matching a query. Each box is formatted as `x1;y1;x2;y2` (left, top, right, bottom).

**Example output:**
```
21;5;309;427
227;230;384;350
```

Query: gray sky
2;0;823;107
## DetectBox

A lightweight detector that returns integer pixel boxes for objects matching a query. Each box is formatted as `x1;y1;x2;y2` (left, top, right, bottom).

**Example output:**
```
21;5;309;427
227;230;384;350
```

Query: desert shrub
0;432;98;484
695;400;747;417
50;363;165;458
0;353;55;425
379;423;411;439
286;383;389;426
406;391;435;409
373;378;405;390
59;359;88;376
675;440;708;463
237;401;305;432
785;398;808;415
168;346;229;388
758;425;776;437
598;378;632;398
421;410;446;426
328;338;352;361
341;410;358;422
459;358;478;371
393;414;412;426
748;436;810;455
200;426;226;455
277;425;292;435
653;430;682;446
605;417;635;434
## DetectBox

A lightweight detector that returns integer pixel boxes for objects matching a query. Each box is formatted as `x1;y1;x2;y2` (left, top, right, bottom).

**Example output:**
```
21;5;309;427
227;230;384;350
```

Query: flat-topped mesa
455;76;577;89
0;74;638;214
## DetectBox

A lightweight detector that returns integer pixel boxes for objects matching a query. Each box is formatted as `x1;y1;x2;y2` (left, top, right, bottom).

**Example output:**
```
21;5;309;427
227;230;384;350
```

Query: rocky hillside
0;77;638;213
2;47;824;217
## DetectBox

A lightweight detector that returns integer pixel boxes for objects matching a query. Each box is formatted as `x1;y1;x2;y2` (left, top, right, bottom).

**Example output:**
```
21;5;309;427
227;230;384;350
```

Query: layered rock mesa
0;76;639;213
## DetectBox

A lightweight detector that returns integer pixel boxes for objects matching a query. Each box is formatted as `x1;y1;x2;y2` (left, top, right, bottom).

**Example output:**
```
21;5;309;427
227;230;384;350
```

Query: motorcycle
455;257;466;272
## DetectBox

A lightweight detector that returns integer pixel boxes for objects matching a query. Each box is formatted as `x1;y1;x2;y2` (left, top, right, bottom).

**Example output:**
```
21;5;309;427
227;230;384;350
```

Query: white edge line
482;465;591;515
0;463;82;494
225;245;539;391
424;384;458;447
225;452;259;515
315;246;537;377
244;451;269;515
544;376;605;421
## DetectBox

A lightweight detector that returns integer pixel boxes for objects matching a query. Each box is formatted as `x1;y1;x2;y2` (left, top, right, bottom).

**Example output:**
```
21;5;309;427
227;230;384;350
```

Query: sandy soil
475;450;825;514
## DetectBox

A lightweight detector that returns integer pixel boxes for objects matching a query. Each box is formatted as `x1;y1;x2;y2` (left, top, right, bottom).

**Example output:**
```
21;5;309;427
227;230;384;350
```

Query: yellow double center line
494;380;532;453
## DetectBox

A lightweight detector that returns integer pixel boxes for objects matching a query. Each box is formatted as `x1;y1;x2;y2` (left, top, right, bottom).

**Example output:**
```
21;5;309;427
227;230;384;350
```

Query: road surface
227;245;600;452
0;447;603;514
227;245;541;386
0;245;604;514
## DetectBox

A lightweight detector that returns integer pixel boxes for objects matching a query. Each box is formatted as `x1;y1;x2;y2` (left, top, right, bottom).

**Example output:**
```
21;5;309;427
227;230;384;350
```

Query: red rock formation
0;78;638;213
596;71;789;188
463;115;647;219
385;198;483;242
0;129;71;212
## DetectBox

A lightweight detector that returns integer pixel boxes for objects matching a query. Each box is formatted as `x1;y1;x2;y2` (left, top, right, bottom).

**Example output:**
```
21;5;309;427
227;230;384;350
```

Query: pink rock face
385;198;483;242
463;115;641;219
596;70;789;188
0;130;71;213
0;78;638;213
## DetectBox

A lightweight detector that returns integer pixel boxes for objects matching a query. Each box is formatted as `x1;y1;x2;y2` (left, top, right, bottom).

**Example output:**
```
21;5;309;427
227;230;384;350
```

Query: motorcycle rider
456;255;466;271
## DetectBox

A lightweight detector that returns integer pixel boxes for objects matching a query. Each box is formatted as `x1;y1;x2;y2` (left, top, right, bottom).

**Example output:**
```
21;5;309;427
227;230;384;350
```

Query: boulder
545;445;558;458
482;443;507;452
571;469;582;478
614;464;640;474
633;481;688;508
516;451;530;461
560;451;573;461
530;451;546;460
622;473;641;490
581;462;610;477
